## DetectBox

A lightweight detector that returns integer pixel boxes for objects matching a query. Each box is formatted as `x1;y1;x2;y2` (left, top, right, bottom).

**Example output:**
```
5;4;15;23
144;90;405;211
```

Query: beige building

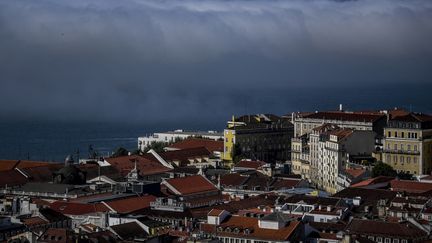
382;113;432;175
290;135;310;181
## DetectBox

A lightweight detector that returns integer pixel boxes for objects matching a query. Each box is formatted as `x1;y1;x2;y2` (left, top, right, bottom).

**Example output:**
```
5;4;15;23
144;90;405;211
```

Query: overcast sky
1;0;431;125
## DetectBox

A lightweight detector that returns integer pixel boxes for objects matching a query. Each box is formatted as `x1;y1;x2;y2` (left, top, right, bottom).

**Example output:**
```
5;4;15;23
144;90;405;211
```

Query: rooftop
302;111;385;123
346;219;427;238
163;175;218;195
201;215;301;241
167;138;223;153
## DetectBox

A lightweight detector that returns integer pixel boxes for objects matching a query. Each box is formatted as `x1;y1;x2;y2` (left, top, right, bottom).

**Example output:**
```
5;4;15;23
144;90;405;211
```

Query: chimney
339;104;343;112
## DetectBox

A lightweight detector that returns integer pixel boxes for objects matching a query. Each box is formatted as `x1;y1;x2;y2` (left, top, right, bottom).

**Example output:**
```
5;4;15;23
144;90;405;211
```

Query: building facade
292;110;387;137
290;135;310;181
310;124;375;194
223;114;294;163
382;113;432;175
138;130;223;152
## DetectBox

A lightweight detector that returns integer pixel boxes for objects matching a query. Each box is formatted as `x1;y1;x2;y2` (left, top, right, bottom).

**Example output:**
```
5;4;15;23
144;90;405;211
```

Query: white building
309;124;375;194
292;109;387;137
138;130;223;152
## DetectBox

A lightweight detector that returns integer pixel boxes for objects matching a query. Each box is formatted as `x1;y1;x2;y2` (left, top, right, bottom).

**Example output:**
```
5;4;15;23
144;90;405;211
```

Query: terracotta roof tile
105;155;171;176
0;160;58;172
22;216;48;227
49;201;109;215
208;209;226;217
164;175;218;195
200;215;301;241
105;195;156;214
235;160;267;170
350;176;394;188
390;179;432;194
345;168;366;178
159;147;212;166
0;170;28;188
168;138;223;153
347;219;427;238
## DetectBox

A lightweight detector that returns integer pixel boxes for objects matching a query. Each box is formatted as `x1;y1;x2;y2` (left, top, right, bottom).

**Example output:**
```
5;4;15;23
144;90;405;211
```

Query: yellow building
382;113;432;175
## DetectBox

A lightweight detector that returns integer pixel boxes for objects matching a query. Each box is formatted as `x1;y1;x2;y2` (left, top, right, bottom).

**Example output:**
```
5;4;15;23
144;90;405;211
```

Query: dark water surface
0;121;154;162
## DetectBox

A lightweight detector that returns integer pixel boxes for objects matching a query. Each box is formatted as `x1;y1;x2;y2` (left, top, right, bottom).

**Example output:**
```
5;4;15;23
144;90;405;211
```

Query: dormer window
225;227;232;233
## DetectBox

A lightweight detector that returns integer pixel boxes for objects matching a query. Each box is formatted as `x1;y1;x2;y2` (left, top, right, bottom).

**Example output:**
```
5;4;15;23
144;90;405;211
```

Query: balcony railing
382;149;420;155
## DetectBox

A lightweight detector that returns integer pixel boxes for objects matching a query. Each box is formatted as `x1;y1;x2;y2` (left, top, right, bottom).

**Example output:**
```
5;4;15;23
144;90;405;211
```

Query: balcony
382;149;420;155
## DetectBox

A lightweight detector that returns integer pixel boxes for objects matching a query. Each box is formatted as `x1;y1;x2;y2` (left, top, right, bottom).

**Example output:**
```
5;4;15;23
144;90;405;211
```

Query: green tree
372;162;397;177
143;141;169;153
111;147;129;158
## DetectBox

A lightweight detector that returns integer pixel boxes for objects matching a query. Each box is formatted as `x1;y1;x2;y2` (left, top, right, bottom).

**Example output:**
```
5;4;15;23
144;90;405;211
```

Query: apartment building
290;135;310;181
382;113;432;175
223;114;293;163
292;110;387;137
309;124;375;194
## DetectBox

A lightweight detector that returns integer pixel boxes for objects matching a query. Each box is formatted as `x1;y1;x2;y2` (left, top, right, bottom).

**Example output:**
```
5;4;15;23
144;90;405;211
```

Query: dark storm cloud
0;0;432;124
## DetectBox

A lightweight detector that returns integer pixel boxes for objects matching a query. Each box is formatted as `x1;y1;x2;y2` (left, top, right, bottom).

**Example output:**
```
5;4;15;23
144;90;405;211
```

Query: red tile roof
20;164;64;182
201;215;301;241
0;160;57;172
220;173;248;187
159;147;212;166
164;175;218;195
235;160;267;170
104;195;156;214
22;216;48;227
0;170;28;188
350;176;394;188
49;201;109;215
105;155;171;176
390;179;432;194
168;138;223;153
327;128;354;139
345;168;366;178
347;219;427;238
389;112;432;123
38;228;74;243
208;209;226;217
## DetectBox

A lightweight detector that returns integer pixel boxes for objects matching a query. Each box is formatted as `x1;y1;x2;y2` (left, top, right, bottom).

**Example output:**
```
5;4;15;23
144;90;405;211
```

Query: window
393;240;399;243
400;156;404;163
407;145;411;151
385;238;391;243
401;132;404;138
395;132;398;138
394;156;398;163
388;131;391;137
401;144;404;150
414;145;418;151
394;144;398;150
407;157;411;163
377;237;383;243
